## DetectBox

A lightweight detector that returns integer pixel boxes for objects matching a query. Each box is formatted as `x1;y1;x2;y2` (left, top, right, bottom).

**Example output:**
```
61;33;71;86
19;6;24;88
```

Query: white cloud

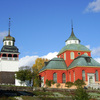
92;47;100;56
0;31;8;43
19;55;39;67
85;45;100;56
42;52;58;59
19;52;58;67
19;46;100;67
94;58;100;63
85;0;100;13
85;45;90;49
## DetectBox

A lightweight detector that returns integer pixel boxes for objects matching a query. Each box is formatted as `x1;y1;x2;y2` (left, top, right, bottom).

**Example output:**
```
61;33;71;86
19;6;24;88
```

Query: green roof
65;28;80;42
68;55;100;69
3;36;15;42
39;58;67;73
0;45;19;53
58;44;91;55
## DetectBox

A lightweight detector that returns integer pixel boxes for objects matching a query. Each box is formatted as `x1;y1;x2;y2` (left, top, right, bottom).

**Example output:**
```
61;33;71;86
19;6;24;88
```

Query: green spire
8;18;11;36
65;24;80;42
3;18;15;42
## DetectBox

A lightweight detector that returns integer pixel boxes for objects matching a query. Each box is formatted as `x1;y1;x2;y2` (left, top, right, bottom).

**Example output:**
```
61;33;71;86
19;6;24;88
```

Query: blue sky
0;0;100;67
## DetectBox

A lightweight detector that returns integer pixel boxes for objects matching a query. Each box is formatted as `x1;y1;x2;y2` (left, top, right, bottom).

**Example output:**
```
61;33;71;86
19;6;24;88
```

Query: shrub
65;82;73;88
45;79;52;87
51;80;55;85
72;87;90;100
56;83;60;88
74;79;86;88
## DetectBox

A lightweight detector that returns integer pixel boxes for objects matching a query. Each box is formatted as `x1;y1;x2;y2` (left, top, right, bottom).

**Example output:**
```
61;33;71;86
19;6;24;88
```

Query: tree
74;79;86;88
65;82;73;88
15;66;33;85
72;87;90;100
32;58;49;72
32;58;49;87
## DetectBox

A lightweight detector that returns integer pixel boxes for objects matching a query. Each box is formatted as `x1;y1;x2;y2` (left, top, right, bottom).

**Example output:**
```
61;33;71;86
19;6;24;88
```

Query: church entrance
88;73;95;85
41;77;44;87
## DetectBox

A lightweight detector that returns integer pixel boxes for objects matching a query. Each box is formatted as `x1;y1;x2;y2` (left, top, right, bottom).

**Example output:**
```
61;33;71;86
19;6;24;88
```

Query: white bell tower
0;18;19;84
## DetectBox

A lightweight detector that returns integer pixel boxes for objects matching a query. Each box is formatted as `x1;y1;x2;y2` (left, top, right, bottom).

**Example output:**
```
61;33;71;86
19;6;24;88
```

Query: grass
0;96;17;100
22;96;72;100
1;86;100;100
33;91;53;96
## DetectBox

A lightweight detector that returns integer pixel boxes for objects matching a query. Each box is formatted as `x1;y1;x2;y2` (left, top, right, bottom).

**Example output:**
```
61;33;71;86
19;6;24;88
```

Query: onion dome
0;18;19;53
3;18;15;42
3;35;15;42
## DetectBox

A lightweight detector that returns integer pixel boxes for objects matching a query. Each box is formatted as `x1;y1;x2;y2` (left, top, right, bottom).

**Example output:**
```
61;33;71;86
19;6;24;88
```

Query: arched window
73;71;75;82
82;70;85;81
13;54;17;57
53;73;57;83
8;54;12;57
70;52;74;59
9;41;11;46
2;54;7;57
84;53;88;56
69;72;71;82
64;53;66;60
95;70;98;81
4;42;7;45
62;73;66;83
8;54;12;60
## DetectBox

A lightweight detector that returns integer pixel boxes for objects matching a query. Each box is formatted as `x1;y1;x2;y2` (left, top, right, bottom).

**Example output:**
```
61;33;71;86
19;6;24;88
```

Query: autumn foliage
32;58;49;87
32;58;49;72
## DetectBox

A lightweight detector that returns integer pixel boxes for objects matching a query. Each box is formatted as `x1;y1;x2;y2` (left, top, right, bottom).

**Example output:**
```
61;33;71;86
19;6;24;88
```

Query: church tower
57;25;91;67
0;18;19;84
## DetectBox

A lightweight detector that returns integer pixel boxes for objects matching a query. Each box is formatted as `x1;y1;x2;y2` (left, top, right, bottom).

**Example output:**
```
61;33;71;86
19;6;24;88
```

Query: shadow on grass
0;90;34;97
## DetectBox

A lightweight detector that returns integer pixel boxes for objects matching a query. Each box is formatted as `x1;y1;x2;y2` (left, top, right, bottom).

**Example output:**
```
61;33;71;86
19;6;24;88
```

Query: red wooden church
39;27;100;88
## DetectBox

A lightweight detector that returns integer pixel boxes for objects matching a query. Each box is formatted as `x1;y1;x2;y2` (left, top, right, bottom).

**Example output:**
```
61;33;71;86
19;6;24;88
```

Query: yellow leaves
32;58;49;87
32;58;49;72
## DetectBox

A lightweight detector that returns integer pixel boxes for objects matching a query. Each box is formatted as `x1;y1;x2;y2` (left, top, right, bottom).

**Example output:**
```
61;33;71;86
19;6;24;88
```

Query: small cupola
3;18;15;46
65;26;80;45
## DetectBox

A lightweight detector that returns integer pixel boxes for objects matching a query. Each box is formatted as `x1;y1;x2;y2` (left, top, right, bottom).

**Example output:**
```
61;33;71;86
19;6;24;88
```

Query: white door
41;77;44;87
88;73;95;85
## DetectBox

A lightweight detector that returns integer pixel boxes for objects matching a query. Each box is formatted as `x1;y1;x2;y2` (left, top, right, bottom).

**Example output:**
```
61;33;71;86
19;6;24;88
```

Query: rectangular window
82;70;85;81
53;73;57;83
74;71;75;82
69;73;71;82
64;53;66;60
96;71;98;81
62;73;66;83
70;52;74;59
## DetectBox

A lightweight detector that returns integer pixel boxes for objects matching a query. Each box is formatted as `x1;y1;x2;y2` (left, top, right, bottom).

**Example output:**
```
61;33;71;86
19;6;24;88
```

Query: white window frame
64;53;66;60
70;52;74;59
